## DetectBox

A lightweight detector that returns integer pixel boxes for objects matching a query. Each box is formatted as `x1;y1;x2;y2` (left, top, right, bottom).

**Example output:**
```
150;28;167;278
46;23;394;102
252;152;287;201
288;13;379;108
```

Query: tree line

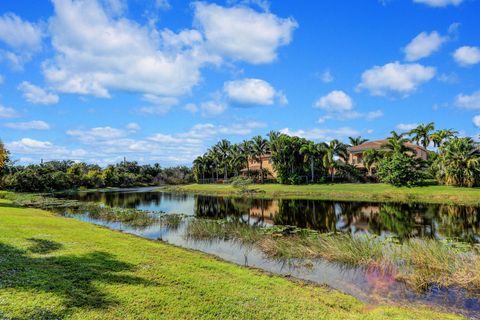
0;144;193;192
1;121;479;191
193;123;480;187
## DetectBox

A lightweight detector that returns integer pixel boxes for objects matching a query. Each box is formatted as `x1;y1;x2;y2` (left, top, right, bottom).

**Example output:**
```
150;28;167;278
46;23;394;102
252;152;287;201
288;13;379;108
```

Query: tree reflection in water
194;195;480;243
63;191;189;208
60;190;480;243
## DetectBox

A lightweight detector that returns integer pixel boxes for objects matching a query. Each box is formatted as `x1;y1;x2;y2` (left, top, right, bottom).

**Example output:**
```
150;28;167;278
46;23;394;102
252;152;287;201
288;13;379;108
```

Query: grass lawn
0;199;463;319
165;183;480;205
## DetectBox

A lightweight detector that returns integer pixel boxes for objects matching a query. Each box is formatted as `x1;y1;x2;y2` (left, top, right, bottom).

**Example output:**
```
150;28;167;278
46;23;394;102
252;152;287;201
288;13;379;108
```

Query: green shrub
230;176;253;192
377;153;424;187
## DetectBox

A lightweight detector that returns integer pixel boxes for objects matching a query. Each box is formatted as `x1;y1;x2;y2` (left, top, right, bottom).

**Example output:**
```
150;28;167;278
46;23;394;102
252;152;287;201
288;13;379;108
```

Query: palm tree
321;139;348;182
383;131;413;155
207;147;221;180
435;137;480;187
215;139;232;180
362;149;382;176
240;140;253;176
430;129;458;148
408;122;435;149
348;136;368;147
251;135;269;183
299;141;318;182
229;144;246;176
268;131;281;154
193;155;207;183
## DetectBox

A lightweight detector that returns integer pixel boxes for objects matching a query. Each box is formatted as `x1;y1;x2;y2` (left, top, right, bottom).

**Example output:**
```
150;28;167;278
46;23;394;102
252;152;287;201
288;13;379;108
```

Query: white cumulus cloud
0;13;43;51
139;95;179;115
397;123;419;131
315;90;353;112
404;31;446;61
42;0;296;102
0;104;18;118
67;126;127;143
223;78;285;105
126;122;141;131
184;103;199;114
43;0;211;98
413;0;463;7
7;138;87;161
0;13;43;68
366;110;384;121
320;69;333;83
473;115;480;128
280;127;360;141
18;81;59;105
357;61;436;96
200;100;227;116
455;90;480;110
453;46;480;66
4;120;50;130
193;2;297;64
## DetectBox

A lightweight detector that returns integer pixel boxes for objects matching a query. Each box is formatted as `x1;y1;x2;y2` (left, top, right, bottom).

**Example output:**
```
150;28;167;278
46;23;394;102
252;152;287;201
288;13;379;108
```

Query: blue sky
0;0;479;166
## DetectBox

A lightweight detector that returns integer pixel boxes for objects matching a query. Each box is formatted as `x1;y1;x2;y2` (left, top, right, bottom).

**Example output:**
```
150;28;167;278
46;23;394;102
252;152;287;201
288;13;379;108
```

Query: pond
56;187;480;319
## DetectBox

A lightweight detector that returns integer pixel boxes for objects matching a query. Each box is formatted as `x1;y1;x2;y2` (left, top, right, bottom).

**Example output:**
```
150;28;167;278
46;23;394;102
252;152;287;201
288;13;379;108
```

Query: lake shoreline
160;183;480;206
0;197;462;320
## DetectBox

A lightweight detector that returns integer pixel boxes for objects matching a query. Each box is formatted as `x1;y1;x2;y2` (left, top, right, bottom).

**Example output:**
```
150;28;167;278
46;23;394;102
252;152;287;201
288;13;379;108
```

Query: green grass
163;183;480;205
0;199;464;319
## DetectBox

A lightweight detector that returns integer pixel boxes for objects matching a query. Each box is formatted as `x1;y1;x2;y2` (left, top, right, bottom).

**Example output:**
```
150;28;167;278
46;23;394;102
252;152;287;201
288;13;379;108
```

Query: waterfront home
240;153;277;179
347;139;428;170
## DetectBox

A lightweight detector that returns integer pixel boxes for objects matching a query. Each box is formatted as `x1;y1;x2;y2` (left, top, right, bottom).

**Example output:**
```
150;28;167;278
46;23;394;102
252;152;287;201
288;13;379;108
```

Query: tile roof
348;139;426;153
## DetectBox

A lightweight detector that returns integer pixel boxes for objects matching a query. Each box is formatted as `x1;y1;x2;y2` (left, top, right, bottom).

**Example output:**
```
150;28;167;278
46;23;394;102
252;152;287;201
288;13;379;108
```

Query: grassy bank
163;183;480;205
0;199;463;319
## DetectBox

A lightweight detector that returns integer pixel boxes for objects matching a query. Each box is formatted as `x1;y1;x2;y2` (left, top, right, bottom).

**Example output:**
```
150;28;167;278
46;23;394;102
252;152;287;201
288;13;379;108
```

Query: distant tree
321;139;348;182
84;169;104;188
434;137;480;187
215;139;232;180
430;129;458;148
207;147;221;180
240;140;253;176
383;131;413;155
348;136;368;147
0;139;8;173
299;141;318;183
269;134;311;184
193;155;207;182
251;135;269;183
362;149;383;176
408;122;435;149
268;131;281;151
102;165;117;186
377;152;425;187
229;144;246;177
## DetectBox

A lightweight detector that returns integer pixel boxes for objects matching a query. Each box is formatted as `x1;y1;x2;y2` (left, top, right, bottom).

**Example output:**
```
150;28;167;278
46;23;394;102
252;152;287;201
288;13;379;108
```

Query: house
347;139;428;170
240;153;277;179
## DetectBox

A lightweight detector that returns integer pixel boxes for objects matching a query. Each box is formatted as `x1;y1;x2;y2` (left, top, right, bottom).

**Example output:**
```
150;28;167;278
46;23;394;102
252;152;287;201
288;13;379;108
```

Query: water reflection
56;189;480;318
58;189;480;243
193;196;480;243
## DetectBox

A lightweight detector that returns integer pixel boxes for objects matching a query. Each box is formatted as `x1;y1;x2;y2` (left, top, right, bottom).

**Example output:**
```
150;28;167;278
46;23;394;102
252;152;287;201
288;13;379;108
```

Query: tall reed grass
186;219;480;292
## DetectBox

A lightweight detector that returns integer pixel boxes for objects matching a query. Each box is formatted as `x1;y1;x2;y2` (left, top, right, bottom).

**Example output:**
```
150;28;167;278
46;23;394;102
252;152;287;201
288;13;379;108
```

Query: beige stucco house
240;154;277;179
347;139;428;170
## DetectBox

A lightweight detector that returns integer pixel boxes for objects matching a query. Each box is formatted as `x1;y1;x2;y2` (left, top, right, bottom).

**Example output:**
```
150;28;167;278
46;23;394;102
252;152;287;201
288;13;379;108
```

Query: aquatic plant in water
185;218;480;293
